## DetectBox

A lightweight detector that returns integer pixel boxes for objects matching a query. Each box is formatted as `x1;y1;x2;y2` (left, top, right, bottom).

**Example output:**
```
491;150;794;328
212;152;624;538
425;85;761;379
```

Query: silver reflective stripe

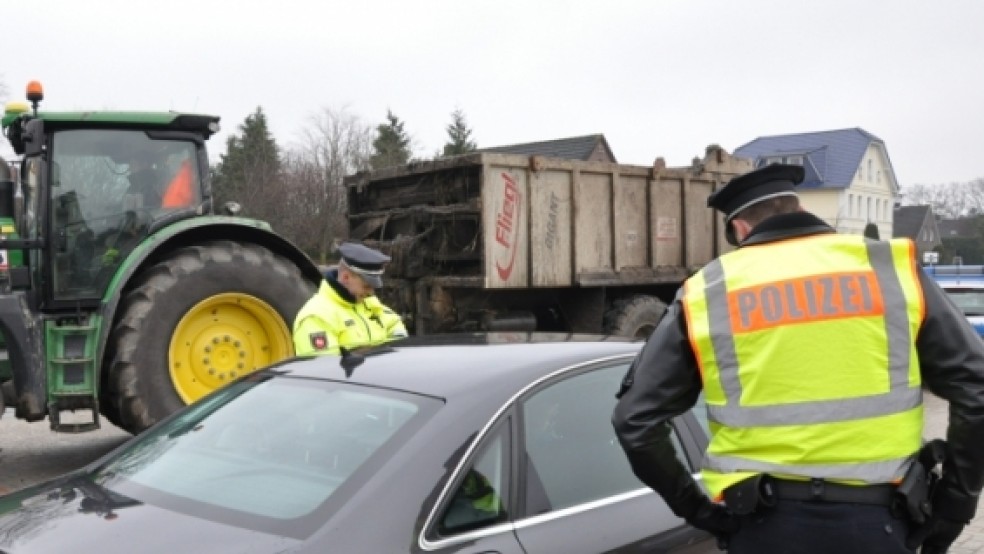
701;240;916;428
705;451;913;482
707;386;922;426
702;259;743;404
866;241;913;389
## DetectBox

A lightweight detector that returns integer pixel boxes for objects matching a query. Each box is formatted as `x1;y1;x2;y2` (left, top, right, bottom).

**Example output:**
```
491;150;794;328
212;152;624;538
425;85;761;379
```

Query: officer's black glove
905;515;964;553
905;482;974;553
617;440;738;550
686;497;739;550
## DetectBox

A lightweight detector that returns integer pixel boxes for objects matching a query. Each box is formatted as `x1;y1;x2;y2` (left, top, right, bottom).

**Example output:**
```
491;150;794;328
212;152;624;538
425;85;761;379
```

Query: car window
438;423;510;535
95;376;438;538
521;363;687;514
943;287;984;316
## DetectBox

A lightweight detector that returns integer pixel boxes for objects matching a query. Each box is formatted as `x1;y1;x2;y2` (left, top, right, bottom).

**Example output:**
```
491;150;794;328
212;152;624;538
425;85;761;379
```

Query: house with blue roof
734;128;899;238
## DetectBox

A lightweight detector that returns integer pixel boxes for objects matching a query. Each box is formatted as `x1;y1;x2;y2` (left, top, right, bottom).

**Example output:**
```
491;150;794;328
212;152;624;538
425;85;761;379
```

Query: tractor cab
45;130;201;304
2;82;216;310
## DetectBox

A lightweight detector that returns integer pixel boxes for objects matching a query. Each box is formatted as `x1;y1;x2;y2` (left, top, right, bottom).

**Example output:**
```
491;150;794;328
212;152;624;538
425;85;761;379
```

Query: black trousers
727;499;914;553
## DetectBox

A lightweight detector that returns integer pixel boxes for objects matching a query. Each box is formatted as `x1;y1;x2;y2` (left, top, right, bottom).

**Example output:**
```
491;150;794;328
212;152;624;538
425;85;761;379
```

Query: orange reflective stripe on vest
729;270;885;332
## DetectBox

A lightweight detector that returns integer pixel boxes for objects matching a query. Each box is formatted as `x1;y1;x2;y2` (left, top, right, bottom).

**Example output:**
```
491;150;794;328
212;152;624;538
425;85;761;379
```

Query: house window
877;170;881;184
847;194;854;217
867;160;873;182
867;197;872;220
786;155;803;166
766;156;782;165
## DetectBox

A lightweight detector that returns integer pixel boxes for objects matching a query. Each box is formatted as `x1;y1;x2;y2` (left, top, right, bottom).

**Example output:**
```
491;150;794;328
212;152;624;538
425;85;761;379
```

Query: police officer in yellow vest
612;164;984;553
293;242;408;356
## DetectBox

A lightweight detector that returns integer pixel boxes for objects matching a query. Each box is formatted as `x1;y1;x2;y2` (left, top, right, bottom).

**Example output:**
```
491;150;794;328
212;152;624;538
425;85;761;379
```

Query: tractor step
47;396;100;433
44;321;101;433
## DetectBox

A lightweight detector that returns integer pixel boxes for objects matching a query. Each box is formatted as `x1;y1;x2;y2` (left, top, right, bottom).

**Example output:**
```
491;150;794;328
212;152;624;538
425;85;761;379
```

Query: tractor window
48;130;202;300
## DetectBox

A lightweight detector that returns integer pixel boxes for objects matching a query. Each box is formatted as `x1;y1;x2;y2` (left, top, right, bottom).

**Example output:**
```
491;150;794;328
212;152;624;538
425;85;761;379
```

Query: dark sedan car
0;334;715;553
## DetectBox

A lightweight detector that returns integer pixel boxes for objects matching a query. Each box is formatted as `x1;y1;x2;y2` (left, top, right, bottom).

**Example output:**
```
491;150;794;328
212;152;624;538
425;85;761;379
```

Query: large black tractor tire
603;295;668;339
103;241;315;434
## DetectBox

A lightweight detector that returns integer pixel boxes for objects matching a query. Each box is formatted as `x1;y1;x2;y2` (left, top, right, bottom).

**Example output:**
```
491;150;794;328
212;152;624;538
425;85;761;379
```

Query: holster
895;439;947;524
723;474;776;516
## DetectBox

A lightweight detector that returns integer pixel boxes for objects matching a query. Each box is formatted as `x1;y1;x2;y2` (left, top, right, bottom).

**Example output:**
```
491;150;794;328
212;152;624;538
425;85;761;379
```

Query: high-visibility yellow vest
682;234;925;498
293;280;407;356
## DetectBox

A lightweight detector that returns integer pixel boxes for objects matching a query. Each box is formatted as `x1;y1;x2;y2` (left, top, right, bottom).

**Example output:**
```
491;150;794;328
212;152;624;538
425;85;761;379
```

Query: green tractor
0;82;320;434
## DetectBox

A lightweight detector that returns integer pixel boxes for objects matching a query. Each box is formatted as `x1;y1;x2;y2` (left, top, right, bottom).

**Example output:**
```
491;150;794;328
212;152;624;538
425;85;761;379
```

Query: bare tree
281;107;374;262
964;178;984;215
900;182;968;218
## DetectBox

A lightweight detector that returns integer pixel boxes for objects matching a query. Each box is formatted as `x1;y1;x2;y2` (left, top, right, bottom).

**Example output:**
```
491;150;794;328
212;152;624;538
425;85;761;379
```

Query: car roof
277;334;642;399
937;281;984;289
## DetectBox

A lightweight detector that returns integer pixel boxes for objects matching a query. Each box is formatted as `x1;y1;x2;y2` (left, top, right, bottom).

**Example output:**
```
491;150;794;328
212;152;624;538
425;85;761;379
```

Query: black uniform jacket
612;211;984;522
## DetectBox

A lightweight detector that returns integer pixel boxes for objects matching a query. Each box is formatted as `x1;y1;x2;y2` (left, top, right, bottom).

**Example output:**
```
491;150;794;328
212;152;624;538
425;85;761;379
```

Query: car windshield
943;287;984;316
91;374;439;538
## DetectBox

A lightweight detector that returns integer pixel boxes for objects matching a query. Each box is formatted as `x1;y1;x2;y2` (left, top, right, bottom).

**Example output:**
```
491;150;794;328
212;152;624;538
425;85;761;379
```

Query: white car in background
924;265;984;337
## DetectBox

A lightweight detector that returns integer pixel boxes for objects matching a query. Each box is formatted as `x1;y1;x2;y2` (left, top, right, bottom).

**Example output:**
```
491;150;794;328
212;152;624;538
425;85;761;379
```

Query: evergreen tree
370;110;412;170
212;107;281;216
863;222;880;240
442;108;477;156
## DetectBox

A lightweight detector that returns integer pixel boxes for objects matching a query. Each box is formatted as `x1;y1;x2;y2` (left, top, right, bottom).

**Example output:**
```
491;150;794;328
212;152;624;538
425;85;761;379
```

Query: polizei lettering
494;172;522;281
728;272;884;332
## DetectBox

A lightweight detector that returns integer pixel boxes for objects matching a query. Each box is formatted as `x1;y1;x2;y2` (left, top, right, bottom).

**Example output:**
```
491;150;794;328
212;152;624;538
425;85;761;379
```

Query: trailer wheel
603;295;667;339
104;241;315;434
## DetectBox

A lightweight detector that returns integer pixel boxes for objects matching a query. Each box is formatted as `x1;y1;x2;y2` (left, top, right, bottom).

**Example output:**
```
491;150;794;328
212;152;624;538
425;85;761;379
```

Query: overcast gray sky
3;0;982;186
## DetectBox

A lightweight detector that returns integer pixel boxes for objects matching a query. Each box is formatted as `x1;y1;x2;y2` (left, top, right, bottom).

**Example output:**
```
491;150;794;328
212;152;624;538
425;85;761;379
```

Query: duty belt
767;477;897;506
723;475;899;515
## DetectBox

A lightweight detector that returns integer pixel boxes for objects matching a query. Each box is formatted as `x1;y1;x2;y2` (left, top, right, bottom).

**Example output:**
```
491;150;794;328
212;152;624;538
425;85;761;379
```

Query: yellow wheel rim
168;293;293;404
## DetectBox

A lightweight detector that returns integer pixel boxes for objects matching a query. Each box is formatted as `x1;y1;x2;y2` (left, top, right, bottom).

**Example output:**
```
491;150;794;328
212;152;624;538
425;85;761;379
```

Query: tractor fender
94;216;322;378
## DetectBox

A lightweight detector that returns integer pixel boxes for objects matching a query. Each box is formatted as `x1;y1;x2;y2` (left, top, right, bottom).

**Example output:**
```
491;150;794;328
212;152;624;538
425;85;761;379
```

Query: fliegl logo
494;172;522;281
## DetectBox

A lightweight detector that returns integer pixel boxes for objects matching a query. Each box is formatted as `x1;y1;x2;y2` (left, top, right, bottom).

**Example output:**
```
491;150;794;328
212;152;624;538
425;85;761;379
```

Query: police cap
708;163;804;244
709;164;805;221
338;242;390;289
